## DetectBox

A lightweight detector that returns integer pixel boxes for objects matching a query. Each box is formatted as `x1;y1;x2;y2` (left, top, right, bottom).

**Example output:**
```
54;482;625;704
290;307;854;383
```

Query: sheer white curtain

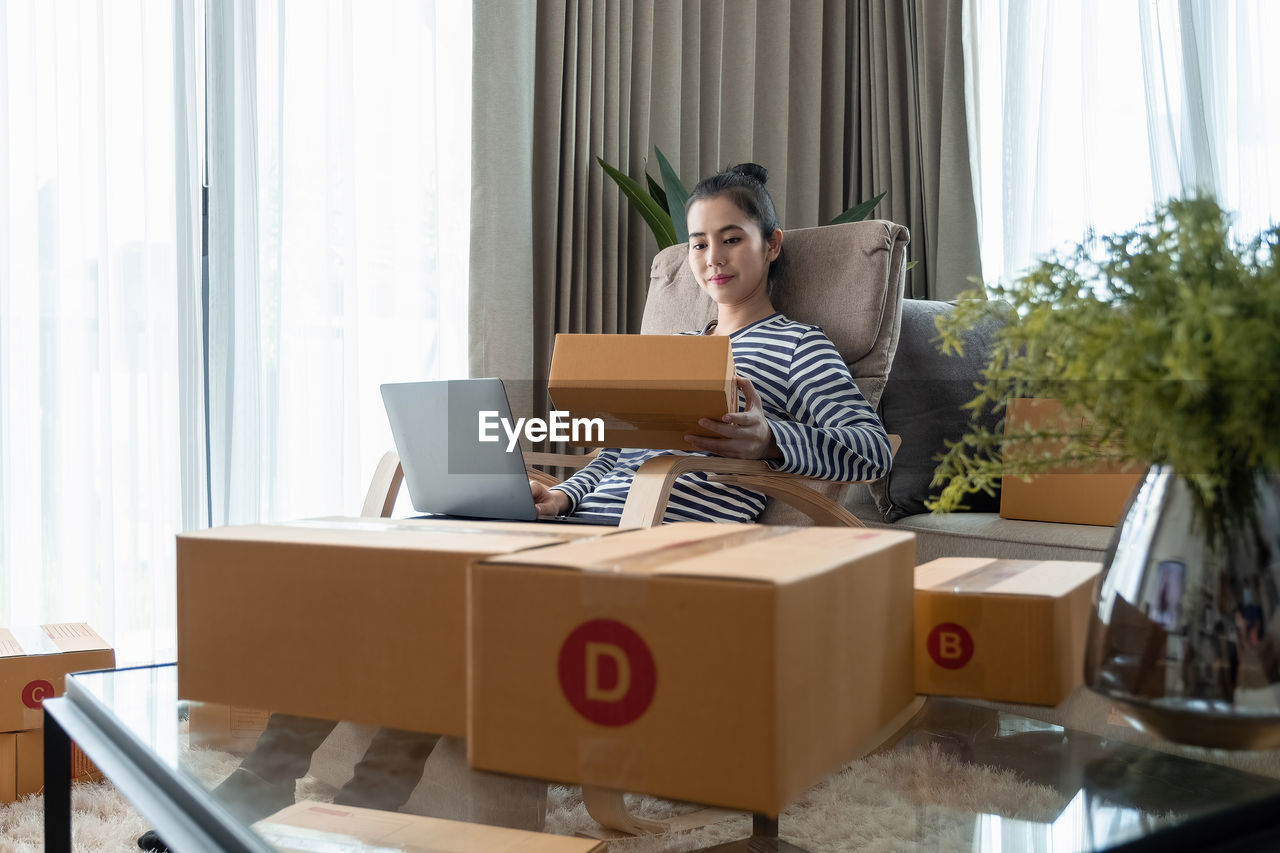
0;1;203;664
1139;0;1280;238
965;0;1280;285
206;0;470;525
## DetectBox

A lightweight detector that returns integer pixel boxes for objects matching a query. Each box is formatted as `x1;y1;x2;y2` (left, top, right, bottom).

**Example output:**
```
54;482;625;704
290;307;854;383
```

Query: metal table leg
43;712;73;853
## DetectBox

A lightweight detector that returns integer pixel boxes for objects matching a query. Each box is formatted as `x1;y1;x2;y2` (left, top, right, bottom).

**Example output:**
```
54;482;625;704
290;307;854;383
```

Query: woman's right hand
530;481;571;517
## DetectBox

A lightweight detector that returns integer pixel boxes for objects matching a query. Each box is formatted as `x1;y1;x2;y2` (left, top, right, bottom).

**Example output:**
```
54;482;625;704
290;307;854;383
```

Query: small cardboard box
177;517;613;735
0;730;102;804
547;334;736;450
468;523;917;816
256;801;604;852
1000;397;1144;526
0;623;115;732
187;701;272;754
914;557;1102;705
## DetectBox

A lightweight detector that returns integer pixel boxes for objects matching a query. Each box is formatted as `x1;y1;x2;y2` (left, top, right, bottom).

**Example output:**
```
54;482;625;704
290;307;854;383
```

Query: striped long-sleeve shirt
552;313;892;523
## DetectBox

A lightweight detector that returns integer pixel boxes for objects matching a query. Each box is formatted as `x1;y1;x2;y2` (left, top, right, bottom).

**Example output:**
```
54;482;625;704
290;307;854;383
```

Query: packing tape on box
0;626;61;657
578;572;652;610
284;518;572;541
577;734;653;789
574;527;790;609
597;525;793;575
936;559;1041;593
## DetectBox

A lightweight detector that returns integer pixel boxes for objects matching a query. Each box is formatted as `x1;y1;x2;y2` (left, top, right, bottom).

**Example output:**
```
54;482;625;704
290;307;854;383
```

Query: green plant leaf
828;191;887;225
597;156;677;249
654;146;691;244
926;195;1280;531
645;173;669;215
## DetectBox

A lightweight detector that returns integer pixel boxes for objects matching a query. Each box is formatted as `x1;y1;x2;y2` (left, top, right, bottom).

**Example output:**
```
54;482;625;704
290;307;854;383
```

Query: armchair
367;220;908;528
528;217;909;527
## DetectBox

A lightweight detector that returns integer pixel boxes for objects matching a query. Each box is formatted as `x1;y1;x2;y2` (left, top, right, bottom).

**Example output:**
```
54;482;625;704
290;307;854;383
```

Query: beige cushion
642;219;910;408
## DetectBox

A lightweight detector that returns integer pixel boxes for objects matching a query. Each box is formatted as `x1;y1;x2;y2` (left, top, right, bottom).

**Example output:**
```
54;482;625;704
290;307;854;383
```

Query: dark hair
685;163;787;293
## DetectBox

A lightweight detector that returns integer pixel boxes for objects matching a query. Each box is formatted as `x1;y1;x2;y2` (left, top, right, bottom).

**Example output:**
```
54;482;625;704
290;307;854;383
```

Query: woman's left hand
685;376;782;460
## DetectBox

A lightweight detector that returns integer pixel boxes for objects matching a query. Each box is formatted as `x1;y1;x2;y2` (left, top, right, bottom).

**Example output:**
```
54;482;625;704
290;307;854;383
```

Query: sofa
844;298;1118;564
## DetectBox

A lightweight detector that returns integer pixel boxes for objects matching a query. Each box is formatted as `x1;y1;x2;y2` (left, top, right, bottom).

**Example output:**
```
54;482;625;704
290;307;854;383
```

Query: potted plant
930;196;1280;748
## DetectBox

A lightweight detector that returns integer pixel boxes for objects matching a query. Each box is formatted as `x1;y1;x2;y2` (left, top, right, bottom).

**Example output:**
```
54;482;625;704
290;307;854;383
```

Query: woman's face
686;195;781;309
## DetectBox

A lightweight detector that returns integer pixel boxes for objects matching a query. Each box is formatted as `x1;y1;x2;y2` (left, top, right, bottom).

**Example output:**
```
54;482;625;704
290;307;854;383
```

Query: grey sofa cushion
848;502;1115;563
869;299;1006;522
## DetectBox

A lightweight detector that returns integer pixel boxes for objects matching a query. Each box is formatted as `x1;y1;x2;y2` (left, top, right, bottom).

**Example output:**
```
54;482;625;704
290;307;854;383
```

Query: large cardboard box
0;730;102;804
177;517;612;735
0;623;115;732
1000;397;1144;526
547;334;736;450
914;557;1102;705
468;523;917;816
256;801;604;852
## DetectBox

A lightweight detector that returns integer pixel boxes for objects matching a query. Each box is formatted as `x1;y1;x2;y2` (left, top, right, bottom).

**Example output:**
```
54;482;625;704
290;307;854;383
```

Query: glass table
42;663;1280;852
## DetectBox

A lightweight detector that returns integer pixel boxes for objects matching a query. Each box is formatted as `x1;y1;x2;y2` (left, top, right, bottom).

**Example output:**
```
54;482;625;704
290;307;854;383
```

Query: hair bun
728;163;768;185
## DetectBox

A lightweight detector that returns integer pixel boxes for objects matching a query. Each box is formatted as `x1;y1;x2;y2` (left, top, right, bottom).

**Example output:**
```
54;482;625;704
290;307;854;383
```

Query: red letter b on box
558;619;656;726
927;623;974;670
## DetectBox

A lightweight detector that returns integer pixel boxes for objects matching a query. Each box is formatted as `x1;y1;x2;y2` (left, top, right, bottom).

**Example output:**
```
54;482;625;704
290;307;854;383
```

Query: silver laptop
380;378;616;525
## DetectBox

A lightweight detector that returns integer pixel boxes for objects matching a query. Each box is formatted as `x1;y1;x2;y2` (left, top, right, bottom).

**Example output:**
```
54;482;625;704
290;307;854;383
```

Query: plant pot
1084;465;1280;748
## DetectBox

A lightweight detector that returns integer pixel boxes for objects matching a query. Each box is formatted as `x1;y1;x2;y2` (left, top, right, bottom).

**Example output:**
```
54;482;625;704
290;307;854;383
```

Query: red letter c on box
558;619;656;726
22;679;55;709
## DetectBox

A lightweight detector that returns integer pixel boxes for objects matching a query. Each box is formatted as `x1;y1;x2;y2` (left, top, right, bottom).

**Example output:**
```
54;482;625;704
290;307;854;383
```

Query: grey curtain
470;0;980;417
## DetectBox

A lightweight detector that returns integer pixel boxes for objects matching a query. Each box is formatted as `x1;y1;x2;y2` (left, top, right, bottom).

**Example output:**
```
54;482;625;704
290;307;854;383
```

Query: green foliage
653;147;690;245
930;197;1280;525
598;146;887;248
828;191;888;225
596;157;677;248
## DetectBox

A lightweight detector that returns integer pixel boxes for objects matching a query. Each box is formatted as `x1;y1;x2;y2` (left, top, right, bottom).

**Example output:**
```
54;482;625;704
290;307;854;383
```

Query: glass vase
1084;465;1280;748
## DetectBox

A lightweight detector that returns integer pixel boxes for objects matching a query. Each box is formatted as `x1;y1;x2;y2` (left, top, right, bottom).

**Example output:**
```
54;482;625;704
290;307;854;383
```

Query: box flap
0;623;110;657
916;557;1101;598
483;523;916;584
179;517;605;555
257;801;604;852
483;523;748;568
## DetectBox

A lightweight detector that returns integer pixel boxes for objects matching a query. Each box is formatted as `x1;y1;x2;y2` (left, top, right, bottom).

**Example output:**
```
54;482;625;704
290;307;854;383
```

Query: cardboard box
914;557;1102;705
187;701;272;754
0;730;102;804
0;623;115;732
1000;397;1144;526
468;523;917;816
547;334;736;450
177;517;613;736
256;801;604;852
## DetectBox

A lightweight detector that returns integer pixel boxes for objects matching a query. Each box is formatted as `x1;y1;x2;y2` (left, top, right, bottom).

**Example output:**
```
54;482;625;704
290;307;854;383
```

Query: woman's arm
688;327;890;480
547;448;621;513
766;328;891;481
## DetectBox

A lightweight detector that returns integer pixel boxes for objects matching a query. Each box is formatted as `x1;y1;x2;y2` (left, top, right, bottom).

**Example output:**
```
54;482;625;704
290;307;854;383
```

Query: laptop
380;378;617;526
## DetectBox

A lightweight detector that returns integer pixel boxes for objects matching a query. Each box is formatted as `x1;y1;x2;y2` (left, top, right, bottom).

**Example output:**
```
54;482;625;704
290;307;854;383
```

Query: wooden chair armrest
523;448;601;469
362;450;405;518
619;434;900;528
524;448;602;488
620;457;862;528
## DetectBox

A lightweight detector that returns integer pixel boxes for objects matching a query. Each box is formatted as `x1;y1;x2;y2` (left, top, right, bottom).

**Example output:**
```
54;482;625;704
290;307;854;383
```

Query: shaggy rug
0;743;1069;853
6;688;1280;852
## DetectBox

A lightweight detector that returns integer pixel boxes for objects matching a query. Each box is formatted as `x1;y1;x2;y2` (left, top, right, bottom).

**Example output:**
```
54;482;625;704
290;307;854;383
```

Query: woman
531;163;892;523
